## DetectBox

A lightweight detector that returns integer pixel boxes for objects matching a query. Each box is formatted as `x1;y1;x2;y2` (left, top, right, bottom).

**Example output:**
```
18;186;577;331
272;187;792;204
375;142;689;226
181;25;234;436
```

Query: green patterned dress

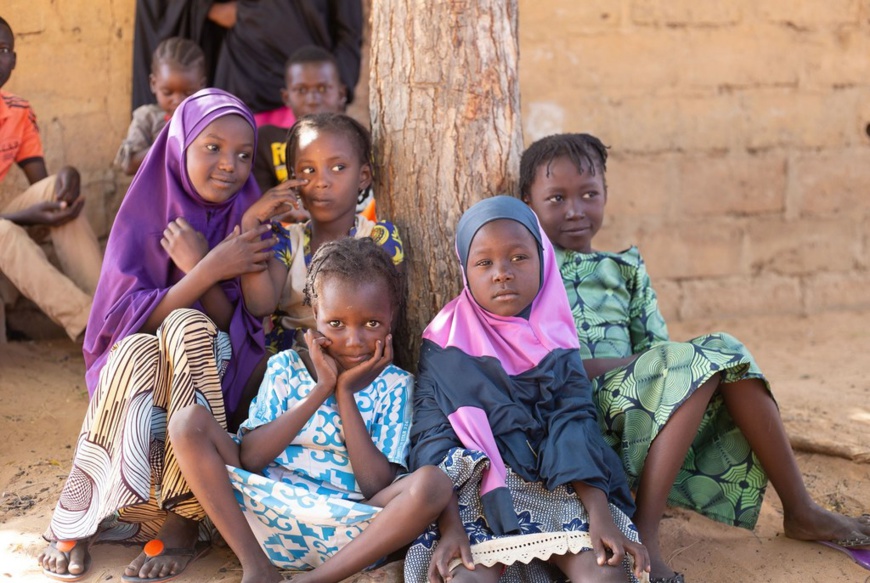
557;246;770;529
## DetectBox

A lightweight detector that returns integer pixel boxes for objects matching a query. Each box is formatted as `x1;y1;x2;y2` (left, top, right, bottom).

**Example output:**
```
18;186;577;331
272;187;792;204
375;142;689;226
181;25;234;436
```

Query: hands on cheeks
336;334;393;395
162;218;276;280
589;519;650;580
427;526;474;583
305;329;338;390
241;178;309;231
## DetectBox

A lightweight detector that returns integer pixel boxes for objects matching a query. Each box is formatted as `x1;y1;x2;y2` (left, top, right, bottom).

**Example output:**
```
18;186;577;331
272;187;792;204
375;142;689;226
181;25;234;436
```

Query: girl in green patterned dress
520;133;870;583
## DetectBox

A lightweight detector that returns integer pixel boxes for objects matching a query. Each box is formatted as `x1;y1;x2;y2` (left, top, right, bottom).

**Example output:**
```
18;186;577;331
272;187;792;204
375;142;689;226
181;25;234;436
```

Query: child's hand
11;199;84;227
305;329;338;389
161;218;209;274
588;516;650;578
54;166;81;205
335;334;393;396
622;537;650;580
427;523;474;583
203;223;276;280
241;178;309;231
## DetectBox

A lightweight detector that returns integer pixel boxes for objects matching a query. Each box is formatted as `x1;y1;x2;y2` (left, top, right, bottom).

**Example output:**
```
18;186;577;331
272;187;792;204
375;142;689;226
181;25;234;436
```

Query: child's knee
168;404;213;445
409;465;453;510
158;308;215;345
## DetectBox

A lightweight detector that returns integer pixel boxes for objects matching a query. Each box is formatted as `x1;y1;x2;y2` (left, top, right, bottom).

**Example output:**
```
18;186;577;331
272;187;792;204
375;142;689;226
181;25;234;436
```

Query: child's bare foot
240;564;285;583
784;503;870;545
123;511;202;580
38;538;91;578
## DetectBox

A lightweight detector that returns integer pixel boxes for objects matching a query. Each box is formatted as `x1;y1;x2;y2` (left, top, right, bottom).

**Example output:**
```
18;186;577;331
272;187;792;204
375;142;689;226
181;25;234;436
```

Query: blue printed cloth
227;350;413;569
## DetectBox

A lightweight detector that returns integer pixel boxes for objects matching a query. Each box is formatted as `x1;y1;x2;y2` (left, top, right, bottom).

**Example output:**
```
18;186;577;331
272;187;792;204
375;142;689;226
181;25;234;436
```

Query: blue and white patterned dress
226;350;414;569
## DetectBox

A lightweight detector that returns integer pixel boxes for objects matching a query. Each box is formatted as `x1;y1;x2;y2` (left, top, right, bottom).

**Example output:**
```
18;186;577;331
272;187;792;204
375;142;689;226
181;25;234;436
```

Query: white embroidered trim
448;531;647;582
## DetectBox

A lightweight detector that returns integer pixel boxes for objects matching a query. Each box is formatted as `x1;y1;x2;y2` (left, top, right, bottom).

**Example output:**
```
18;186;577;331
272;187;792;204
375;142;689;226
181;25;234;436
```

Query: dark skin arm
1;161;85;226
572;480;650;580
427;493;475;583
208;1;238;28
120;149;149;176
142;222;273;333
239;331;338;472
239;179;306;317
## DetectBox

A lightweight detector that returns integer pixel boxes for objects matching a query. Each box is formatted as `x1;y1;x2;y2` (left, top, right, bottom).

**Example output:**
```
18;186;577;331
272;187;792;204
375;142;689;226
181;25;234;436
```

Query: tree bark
370;0;523;368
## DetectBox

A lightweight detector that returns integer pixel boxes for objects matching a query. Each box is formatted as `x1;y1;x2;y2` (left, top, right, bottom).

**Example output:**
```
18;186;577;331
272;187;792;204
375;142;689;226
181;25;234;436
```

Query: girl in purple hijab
39;88;297;583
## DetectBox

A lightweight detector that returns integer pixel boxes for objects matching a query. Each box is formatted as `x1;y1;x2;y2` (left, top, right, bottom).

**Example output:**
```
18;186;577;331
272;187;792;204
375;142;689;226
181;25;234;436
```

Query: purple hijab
83;88;265;416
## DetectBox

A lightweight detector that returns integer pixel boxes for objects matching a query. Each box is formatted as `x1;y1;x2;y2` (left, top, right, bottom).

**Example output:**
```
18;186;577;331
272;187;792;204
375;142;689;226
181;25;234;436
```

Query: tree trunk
370;0;523;368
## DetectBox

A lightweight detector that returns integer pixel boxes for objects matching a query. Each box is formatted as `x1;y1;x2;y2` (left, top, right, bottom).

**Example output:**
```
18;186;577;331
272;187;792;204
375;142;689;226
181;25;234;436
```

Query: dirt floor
1;310;868;582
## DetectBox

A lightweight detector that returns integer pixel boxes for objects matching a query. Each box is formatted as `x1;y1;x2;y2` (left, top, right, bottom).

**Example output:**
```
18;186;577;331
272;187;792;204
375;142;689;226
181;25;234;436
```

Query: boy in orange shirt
0;15;102;341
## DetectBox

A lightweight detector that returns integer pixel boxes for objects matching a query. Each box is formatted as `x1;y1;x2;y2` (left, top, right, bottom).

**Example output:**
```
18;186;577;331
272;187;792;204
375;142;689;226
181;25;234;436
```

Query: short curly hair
304;237;403;313
518;133;609;200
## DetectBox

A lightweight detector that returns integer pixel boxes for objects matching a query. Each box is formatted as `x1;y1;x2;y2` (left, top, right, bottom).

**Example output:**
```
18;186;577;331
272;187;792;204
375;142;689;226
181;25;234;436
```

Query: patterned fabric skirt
595;332;770;529
45;309;231;543
404;449;643;583
227;467;383;570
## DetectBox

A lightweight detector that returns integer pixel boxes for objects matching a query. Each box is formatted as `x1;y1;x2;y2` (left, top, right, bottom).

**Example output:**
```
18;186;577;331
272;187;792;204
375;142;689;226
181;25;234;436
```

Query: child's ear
197;77;207;90
149;73;157;94
280;87;291;108
358;163;373;190
338;84;348;108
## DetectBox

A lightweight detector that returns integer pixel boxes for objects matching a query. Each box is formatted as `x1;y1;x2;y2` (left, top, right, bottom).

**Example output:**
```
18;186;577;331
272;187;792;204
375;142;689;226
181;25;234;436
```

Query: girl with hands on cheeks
404;196;649;583
169;237;453;583
40;90;275;583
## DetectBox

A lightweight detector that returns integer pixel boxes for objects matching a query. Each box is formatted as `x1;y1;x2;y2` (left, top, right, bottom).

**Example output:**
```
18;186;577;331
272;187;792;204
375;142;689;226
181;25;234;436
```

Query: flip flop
42;540;92;582
818;538;870;571
120;540;210;583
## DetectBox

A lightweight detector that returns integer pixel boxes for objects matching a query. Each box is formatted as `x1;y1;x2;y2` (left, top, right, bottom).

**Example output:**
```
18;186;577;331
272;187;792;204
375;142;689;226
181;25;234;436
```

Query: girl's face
150;62;206;118
314;275;392;372
523;155;606;253
186;114;255;204
465;219;541;317
292;129;371;225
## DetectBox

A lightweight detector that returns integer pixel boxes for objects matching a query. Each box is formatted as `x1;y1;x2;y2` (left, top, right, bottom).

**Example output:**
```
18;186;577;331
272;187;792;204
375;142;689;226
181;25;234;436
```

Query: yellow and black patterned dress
558;246;770;529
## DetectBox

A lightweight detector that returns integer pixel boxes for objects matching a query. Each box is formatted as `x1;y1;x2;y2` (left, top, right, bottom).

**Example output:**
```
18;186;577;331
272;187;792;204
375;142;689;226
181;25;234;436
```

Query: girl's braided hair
304;237;403;313
152;36;206;77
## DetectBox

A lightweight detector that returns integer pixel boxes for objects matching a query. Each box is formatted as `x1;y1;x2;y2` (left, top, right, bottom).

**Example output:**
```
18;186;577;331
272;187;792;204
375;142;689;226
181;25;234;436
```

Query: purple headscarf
83;88;265;416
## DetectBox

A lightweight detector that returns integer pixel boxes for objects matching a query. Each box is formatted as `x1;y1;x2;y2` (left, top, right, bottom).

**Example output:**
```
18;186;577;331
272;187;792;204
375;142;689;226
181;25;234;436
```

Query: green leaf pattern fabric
557;246;770;529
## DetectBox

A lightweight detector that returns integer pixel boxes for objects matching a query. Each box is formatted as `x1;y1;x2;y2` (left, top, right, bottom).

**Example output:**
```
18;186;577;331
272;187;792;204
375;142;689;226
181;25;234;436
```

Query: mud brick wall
520;0;870;321
1;1;867;337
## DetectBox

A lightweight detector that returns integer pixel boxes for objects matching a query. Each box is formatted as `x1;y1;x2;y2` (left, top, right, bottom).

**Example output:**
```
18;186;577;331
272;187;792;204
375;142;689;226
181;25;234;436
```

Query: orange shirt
0;90;44;184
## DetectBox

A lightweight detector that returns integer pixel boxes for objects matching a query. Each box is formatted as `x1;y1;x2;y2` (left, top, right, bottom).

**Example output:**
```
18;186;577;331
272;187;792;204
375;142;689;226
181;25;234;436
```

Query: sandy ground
1;310;868;582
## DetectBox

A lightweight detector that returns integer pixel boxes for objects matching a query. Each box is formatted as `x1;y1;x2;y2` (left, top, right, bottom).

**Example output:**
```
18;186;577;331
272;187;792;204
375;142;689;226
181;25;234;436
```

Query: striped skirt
45;309;231;543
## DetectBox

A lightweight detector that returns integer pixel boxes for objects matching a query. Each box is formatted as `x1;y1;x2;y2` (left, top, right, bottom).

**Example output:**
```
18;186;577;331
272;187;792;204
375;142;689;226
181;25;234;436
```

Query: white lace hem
448;531;647;582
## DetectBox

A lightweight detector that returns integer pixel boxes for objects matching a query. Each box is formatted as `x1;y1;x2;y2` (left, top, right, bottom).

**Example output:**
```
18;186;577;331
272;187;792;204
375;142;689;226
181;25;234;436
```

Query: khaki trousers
0;176;102;340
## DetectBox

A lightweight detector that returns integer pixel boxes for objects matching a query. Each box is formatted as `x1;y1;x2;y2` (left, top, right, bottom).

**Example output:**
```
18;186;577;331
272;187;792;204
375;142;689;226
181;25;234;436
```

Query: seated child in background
520;133;870;582
243;113;403;356
0;15;102;341
405;196;649;583
254;46;375;221
114;37;206;175
170;237;453;583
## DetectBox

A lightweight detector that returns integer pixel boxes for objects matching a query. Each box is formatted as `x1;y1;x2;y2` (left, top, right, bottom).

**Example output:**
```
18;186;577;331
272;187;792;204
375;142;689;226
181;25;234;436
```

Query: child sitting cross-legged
170;236;453;583
520;133;870;582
